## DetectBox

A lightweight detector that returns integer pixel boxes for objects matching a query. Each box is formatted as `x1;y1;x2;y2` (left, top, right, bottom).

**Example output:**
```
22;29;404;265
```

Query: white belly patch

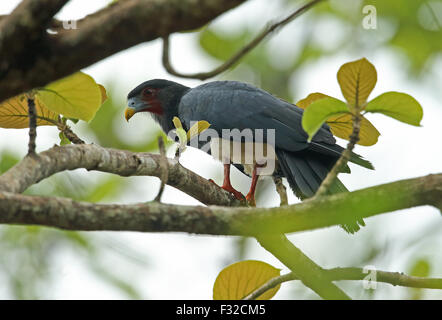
210;138;277;175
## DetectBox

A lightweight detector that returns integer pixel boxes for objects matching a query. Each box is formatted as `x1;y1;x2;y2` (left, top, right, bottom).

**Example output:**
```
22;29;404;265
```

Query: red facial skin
141;87;163;115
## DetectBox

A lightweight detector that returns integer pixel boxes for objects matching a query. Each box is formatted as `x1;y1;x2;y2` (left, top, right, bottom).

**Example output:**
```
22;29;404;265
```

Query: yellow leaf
213;260;281;300
0;94;58;129
187;120;211;140
297;92;380;146
98;84;108;104
337;58;377;109
326;114;380;146
36;72;103;122
172;116;183;129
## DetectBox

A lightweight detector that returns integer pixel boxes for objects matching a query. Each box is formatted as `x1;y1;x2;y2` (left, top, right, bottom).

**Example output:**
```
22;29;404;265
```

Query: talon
208;164;245;201
223;184;245;201
245;193;256;207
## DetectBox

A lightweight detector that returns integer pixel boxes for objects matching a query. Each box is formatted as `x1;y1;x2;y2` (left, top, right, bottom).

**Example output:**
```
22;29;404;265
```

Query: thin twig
272;176;288;206
243;273;295;300
154;136;169;202
27;97;37;155
57;122;85;144
162;0;325;80
315;112;362;197
243;268;442;300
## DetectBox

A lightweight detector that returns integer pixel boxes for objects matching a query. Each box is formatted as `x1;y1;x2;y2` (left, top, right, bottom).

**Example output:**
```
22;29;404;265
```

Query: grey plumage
128;79;374;233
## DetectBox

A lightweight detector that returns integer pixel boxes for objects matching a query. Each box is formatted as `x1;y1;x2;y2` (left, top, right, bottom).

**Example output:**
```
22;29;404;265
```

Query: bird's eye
143;88;154;96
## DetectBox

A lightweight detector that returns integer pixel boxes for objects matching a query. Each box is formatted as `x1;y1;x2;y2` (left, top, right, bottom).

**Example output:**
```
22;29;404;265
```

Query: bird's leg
209;164;245;200
245;163;260;207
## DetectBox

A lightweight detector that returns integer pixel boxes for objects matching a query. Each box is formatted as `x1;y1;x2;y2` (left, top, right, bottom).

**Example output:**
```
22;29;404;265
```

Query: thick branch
0;0;68;66
244;268;442;300
161;0;325;80
0;191;232;235
0;144;239;207
0;0;247;103
257;234;351;300
0;143;439;235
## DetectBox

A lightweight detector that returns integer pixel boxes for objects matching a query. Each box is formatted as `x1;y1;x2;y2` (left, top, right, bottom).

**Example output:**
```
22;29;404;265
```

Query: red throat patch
147;100;163;115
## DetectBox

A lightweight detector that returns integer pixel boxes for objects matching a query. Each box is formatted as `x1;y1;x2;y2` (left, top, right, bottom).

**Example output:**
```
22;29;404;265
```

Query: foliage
0;86;157;299
0;0;440;300
300;58;423;142
297;93;380;146
0;72;107;146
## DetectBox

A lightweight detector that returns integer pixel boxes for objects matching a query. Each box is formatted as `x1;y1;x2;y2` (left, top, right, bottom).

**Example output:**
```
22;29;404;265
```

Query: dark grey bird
125;79;374;233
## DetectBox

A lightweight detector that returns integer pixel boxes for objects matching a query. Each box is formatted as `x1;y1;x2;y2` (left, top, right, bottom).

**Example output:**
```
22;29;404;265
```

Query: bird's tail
276;149;365;234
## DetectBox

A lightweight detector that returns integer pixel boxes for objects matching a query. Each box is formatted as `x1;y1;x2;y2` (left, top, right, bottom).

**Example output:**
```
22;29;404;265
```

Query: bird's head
125;79;189;122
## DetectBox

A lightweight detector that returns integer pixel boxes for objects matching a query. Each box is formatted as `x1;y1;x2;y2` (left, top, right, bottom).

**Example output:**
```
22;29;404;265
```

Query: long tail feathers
310;142;374;170
276;149;365;234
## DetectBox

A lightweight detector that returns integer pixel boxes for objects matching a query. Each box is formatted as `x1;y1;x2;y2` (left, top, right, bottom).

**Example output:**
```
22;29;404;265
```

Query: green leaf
409;259;431;278
213;260;281;300
297;92;380;146
337;58;377;109
59;132;71;145
365;91;423;126
301;97;350;141
36;72;104;122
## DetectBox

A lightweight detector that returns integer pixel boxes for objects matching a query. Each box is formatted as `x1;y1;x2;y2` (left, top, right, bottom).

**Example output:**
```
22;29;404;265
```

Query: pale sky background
0;0;441;299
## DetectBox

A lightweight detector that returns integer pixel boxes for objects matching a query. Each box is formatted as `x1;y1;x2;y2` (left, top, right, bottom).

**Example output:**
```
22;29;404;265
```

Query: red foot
208;179;245;201
223;184;245;201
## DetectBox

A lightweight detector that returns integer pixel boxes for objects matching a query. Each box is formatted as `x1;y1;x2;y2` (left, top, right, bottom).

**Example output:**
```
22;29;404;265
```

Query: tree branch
0;144;440;235
243;268;442;300
0;0;248;103
57;122;86;145
0;144;239;207
0;0;69;66
161;0;325;80
257;234;351;299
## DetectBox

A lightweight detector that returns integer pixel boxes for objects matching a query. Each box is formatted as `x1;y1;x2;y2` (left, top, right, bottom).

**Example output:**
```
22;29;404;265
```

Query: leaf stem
315;111;362;197
244;268;442;300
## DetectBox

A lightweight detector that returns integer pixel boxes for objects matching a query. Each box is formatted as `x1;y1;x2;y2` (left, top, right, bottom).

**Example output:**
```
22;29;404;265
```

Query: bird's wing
178;81;335;152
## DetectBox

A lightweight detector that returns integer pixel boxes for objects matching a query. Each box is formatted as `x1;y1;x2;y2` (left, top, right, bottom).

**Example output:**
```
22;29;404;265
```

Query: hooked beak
125;107;136;122
125;97;146;122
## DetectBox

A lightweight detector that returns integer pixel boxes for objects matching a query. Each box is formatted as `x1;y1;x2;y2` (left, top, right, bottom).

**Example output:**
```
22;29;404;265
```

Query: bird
125;79;374;233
